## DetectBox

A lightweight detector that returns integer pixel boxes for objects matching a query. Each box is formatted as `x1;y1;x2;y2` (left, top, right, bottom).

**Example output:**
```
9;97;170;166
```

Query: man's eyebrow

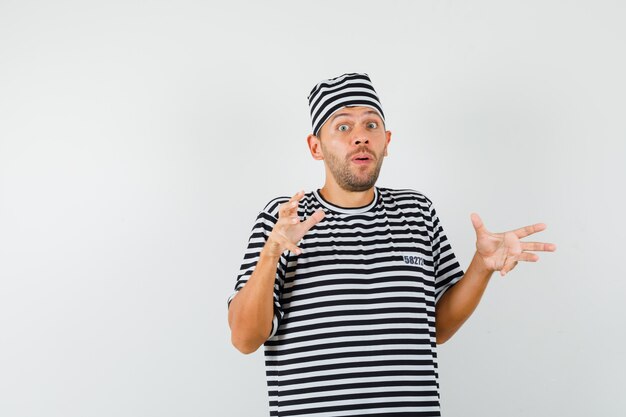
329;110;381;123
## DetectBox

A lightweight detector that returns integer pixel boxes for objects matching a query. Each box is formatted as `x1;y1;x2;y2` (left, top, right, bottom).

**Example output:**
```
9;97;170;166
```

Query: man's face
316;106;391;192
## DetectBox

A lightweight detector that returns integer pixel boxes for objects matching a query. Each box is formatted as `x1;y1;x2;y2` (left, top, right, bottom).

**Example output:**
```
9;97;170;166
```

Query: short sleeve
227;206;288;340
426;197;464;304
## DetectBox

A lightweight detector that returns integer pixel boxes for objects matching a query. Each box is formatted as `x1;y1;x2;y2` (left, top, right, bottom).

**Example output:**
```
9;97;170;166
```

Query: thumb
301;209;325;231
470;212;486;234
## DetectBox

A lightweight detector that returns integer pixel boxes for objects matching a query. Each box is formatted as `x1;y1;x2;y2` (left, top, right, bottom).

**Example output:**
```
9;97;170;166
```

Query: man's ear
307;133;324;160
383;130;392;156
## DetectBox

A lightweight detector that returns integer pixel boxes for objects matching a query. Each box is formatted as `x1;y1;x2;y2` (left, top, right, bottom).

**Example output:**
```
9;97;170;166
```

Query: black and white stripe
228;187;464;417
307;72;386;136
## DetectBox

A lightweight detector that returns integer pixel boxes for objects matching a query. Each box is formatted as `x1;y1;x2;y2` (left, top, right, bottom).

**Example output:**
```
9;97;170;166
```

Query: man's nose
352;125;370;145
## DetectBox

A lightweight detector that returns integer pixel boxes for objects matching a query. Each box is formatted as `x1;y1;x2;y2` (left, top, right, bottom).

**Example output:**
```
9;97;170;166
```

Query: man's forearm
435;251;493;344
228;246;281;354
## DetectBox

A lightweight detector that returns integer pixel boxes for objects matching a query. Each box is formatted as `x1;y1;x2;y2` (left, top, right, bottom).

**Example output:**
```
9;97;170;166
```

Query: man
227;72;556;416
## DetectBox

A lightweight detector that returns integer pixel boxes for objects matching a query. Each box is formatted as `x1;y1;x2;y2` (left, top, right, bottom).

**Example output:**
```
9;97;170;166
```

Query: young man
227;72;556;416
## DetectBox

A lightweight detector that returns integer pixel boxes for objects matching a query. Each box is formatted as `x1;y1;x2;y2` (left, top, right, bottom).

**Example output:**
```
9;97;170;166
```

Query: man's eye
338;124;349;132
367;122;378;129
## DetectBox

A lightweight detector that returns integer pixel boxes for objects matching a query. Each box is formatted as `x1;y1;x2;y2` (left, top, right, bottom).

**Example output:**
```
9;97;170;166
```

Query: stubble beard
323;147;385;192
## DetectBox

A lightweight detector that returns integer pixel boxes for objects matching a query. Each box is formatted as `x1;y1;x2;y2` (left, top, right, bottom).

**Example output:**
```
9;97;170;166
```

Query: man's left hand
470;213;557;277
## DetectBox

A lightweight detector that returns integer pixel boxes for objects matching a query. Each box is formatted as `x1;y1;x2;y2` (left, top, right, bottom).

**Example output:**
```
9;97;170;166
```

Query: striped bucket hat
307;72;385;136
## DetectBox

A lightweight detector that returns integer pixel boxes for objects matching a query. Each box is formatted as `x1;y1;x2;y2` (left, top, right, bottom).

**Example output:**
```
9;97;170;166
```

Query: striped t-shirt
228;186;464;417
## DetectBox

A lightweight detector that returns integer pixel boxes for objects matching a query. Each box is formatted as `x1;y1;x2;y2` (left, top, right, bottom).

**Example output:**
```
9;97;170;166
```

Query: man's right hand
264;190;325;257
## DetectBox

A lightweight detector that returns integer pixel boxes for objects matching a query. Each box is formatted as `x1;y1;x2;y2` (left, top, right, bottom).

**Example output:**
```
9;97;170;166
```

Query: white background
1;1;624;416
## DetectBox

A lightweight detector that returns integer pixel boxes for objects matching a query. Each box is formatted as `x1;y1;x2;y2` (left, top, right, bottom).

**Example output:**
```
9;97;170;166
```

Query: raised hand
265;190;326;257
470;213;556;277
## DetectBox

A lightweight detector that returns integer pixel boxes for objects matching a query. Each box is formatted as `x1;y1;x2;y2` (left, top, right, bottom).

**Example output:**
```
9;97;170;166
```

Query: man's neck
319;183;375;208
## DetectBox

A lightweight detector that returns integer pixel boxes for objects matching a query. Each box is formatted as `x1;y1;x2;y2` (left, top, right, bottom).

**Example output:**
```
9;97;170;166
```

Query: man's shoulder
378;186;433;207
258;195;291;218
257;190;317;217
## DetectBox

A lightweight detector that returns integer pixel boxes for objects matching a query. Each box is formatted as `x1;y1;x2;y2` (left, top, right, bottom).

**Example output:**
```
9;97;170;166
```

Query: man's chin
341;185;373;193
341;178;378;192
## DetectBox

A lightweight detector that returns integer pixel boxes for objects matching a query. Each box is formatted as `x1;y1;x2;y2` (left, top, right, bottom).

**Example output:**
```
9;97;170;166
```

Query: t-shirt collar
313;187;379;214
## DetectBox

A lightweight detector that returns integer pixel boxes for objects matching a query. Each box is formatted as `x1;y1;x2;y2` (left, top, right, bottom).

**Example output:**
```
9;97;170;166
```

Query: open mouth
352;154;374;164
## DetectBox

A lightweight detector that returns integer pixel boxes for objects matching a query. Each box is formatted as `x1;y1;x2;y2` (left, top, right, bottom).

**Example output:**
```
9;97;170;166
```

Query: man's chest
280;214;437;319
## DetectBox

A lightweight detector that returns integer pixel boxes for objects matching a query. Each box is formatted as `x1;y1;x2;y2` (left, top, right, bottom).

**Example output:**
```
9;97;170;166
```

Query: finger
287;190;306;214
279;198;300;218
286;242;302;255
520;241;557;252
276;216;298;230
518;252;539;262
301;209;326;232
291;215;300;225
500;259;518;276
470;213;487;234
288;190;305;203
284;241;302;255
513;223;547;239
